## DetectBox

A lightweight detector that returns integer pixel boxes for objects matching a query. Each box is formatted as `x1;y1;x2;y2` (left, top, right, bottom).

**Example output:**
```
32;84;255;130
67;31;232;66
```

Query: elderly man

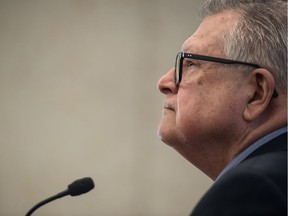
157;0;287;215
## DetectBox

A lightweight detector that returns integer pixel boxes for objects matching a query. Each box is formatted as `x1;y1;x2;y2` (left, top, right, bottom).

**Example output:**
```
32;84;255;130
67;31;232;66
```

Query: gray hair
200;0;287;92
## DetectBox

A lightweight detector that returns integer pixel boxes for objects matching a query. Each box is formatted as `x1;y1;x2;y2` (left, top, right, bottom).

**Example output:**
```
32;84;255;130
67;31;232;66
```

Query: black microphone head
68;177;95;196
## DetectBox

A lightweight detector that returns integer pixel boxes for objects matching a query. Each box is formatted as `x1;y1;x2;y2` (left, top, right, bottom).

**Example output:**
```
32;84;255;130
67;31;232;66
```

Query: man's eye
187;61;194;67
183;59;196;71
184;60;194;68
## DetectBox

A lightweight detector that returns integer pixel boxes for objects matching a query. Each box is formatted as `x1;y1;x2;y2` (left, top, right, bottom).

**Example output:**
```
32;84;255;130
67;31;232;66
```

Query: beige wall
0;0;212;215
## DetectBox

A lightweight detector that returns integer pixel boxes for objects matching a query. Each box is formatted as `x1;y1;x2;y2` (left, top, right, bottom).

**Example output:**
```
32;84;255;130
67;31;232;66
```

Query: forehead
182;10;240;55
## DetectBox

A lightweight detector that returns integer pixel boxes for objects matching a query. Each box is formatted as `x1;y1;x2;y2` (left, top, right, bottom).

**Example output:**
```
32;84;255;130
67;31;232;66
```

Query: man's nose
157;68;178;95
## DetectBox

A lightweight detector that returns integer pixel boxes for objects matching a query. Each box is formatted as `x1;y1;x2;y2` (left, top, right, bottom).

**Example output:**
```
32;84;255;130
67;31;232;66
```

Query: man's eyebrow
182;46;190;53
182;45;198;54
181;41;190;52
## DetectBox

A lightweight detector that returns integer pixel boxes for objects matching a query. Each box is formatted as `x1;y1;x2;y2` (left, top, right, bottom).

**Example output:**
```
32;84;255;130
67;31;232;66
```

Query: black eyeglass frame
174;52;278;98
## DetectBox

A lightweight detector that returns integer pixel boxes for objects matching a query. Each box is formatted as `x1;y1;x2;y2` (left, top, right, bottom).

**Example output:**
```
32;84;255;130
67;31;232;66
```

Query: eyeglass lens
174;53;182;85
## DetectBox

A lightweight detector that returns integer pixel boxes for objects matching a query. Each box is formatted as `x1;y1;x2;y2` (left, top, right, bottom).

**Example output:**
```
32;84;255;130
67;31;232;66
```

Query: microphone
25;177;95;216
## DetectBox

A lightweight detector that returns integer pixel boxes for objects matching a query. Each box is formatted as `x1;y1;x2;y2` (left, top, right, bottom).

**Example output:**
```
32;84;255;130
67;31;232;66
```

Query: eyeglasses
174;52;278;98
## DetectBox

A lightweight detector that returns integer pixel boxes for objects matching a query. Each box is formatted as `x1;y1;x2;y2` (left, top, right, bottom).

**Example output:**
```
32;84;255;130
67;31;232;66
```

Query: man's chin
157;126;175;147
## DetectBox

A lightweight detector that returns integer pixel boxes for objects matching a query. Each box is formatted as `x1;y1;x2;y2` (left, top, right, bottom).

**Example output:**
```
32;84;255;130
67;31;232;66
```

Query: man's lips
163;104;175;111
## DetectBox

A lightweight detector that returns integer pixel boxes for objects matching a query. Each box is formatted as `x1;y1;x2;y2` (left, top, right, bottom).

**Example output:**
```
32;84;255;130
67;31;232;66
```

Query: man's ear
243;68;276;121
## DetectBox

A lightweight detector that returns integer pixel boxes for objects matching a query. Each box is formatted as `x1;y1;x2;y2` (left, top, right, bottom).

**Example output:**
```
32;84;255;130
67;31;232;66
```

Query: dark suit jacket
190;132;287;216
